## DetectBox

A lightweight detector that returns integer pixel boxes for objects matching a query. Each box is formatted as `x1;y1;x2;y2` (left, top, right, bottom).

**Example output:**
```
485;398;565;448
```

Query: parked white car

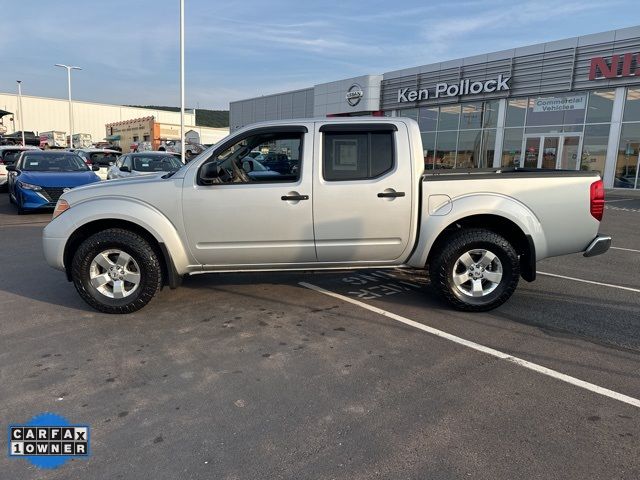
43;118;610;314
74;149;121;180
106;152;183;180
0;145;40;190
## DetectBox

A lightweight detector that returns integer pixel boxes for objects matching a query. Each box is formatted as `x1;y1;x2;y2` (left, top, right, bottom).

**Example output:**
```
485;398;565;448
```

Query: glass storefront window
501;128;524;167
623;88;640;122
586;90;615;124
434;131;457;169
505;98;527;127
457;129;482;168
482;129;496;168
421;132;436;170
527;94;586;126
418;107;438;132
399;108;418;120
459;103;483;130
438;105;460;131
483;100;500;128
581;124;609;173
615;123;640;189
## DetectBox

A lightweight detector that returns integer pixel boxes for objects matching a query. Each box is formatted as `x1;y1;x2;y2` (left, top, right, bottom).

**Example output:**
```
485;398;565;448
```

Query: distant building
105;117;228;150
0;93;229;148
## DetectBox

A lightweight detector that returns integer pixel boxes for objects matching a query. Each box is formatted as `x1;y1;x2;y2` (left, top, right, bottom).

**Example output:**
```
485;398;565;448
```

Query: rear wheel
71;228;162;314
429;228;520;312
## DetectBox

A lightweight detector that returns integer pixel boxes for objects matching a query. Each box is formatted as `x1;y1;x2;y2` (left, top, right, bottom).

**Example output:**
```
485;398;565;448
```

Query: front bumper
583;234;611;257
17;188;56;210
42;233;67;271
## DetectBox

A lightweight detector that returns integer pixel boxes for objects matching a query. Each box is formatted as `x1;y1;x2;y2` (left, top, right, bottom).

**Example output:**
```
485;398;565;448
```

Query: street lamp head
55;64;82;70
16;80;22;84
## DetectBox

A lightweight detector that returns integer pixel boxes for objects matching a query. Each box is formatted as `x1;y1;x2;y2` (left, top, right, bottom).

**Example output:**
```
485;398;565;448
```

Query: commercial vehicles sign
532;95;587;112
397;74;510;103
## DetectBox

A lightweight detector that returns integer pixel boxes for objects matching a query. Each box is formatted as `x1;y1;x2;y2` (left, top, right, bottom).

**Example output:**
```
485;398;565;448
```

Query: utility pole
180;0;185;164
16;81;25;146
55;64;82;147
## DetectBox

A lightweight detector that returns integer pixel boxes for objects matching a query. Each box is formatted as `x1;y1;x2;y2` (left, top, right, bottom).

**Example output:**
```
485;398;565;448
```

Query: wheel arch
63;219;183;288
425;214;537;282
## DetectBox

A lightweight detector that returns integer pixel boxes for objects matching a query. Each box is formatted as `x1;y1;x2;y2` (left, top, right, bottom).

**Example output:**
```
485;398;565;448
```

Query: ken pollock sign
397;74;510;103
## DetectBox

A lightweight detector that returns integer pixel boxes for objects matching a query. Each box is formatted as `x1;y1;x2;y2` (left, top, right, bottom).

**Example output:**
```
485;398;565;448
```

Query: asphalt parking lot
1;192;639;479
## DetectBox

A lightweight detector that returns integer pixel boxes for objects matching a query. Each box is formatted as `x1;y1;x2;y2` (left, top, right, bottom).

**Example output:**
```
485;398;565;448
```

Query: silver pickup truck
43;118;610;314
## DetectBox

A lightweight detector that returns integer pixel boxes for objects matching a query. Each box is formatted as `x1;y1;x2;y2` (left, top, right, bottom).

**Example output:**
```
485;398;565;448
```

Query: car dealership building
230;26;640;189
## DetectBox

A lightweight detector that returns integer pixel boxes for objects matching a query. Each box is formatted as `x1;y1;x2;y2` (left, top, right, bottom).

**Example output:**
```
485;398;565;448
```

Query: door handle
281;194;309;201
377;191;405;198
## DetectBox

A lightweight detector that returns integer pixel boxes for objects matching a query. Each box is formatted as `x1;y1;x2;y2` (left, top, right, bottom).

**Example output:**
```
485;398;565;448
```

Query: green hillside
128;105;229;128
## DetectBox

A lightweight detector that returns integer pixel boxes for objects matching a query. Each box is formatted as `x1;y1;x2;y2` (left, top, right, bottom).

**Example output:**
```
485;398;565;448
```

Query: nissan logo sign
346;84;364;107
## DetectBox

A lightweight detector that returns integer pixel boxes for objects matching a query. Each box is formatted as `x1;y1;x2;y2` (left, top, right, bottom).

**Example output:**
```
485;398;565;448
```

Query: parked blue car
7;150;101;214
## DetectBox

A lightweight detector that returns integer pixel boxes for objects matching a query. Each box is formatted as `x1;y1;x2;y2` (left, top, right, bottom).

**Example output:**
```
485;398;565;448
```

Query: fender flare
407;193;548;268
61;197;195;276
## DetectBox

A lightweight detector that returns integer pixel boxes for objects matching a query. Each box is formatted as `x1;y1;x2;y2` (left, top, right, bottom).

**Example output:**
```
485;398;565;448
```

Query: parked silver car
106;152;183;180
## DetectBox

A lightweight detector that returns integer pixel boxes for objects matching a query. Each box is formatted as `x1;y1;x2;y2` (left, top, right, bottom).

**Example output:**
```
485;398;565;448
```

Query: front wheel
71;228;162;314
429;228;520;312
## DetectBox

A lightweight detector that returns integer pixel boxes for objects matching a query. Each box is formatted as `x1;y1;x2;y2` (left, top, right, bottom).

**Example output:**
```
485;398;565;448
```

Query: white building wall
0;93;196;143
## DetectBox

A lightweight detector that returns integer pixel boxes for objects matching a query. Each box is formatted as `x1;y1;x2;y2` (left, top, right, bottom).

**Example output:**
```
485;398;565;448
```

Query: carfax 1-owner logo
8;412;90;469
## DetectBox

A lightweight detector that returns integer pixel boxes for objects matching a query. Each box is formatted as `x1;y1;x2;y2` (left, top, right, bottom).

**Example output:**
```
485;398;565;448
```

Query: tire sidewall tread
429;228;520;312
71;228;162;314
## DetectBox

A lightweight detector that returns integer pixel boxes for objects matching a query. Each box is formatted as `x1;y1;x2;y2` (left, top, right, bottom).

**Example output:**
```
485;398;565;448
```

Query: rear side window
323;131;394;181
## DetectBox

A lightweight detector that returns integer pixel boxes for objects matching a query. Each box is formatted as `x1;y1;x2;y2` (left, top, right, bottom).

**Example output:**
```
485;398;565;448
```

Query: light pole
179;0;185;164
16;80;25;146
55;64;82;147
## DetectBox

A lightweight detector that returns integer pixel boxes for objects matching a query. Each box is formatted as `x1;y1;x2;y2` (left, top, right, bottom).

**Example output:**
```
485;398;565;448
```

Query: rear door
313;122;413;263
182;125;316;267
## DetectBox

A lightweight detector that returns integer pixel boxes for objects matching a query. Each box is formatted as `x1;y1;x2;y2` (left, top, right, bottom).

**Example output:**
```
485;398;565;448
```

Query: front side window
200;131;302;185
323;131;394;181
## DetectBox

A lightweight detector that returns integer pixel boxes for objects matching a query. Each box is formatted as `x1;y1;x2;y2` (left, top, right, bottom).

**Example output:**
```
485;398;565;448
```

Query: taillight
590;179;605;221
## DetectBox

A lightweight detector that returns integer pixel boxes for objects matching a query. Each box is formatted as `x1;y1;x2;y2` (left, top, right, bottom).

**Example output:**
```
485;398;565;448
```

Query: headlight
17;181;42;191
52;199;70;219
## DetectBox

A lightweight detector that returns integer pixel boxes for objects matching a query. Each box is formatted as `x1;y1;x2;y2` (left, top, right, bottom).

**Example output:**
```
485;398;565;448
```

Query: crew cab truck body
43;118;610;314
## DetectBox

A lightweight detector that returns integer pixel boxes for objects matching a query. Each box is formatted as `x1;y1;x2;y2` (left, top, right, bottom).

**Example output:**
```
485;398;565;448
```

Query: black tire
71;228;162;314
429;228;520;312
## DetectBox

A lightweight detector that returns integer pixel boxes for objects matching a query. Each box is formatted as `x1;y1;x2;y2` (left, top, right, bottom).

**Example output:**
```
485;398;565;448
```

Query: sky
1;0;638;110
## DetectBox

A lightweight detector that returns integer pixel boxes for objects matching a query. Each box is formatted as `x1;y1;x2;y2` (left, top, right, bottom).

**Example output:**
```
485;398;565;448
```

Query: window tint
323;131;394;181
201;131;303;184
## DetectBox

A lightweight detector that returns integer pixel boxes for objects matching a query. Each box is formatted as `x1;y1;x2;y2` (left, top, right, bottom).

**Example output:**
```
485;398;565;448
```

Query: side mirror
91;165;100;171
242;160;253;172
5;165;16;172
201;162;222;180
120;165;130;172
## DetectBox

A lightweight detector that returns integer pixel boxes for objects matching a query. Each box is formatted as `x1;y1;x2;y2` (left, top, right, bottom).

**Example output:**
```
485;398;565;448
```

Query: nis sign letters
589;53;640;80
397;74;510;103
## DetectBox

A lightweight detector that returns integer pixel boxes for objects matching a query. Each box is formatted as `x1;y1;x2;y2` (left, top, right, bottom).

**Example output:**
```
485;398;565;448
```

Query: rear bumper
583;234;611;257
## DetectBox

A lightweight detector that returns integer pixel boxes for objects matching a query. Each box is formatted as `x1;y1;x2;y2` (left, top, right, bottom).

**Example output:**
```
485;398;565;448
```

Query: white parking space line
299;282;640;409
605;198;634;203
538;271;640;293
611;246;640;253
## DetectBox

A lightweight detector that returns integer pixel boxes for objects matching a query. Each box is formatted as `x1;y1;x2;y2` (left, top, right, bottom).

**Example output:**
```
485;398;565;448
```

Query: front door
521;134;582;169
312;122;414;263
181;126;316;267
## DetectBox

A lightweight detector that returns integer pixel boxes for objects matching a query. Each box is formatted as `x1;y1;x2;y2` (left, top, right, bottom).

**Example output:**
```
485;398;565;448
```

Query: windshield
133;155;183;172
22;153;89;172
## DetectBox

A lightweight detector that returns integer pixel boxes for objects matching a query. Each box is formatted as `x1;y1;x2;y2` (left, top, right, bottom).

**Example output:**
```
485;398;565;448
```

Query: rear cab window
321;124;396;181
